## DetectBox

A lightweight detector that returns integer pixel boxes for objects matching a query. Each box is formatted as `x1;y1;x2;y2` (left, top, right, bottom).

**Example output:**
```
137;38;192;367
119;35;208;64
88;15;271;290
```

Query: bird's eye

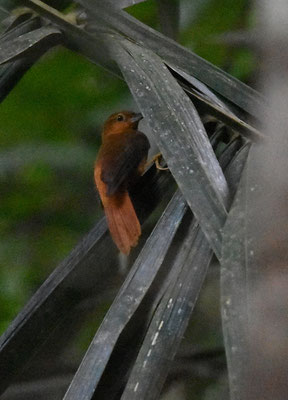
117;114;124;121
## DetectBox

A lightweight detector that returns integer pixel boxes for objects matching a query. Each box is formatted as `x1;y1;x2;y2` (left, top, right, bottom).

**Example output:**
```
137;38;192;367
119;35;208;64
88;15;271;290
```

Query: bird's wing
101;131;150;196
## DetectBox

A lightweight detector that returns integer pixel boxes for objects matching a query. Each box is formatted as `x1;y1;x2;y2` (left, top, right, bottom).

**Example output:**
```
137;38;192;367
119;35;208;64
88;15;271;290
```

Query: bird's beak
130;113;143;123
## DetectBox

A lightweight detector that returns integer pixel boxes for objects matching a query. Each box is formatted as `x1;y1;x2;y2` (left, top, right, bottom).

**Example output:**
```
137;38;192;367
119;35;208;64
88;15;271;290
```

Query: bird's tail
94;166;141;254
104;191;141;255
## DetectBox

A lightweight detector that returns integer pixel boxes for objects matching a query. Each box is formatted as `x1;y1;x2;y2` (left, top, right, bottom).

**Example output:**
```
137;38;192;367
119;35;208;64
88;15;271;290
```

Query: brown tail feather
94;165;141;254
105;192;141;254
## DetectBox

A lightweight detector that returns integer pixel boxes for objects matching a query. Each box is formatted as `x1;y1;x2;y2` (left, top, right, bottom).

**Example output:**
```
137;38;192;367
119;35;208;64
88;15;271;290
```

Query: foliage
0;0;254;335
0;1;274;400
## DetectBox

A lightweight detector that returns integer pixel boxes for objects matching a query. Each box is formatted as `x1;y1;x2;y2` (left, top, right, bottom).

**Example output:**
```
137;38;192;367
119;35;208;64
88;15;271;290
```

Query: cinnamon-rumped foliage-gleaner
94;111;150;254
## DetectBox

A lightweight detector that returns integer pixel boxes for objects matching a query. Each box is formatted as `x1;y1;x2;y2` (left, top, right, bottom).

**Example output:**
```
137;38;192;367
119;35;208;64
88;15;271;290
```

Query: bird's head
103;111;143;136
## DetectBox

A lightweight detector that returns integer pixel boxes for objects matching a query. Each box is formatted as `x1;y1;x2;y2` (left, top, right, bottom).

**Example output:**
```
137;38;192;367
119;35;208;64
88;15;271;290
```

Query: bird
94;111;150;255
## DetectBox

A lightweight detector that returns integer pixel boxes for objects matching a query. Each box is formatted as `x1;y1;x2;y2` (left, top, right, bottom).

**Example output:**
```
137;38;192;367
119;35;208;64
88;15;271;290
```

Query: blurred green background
0;0;255;344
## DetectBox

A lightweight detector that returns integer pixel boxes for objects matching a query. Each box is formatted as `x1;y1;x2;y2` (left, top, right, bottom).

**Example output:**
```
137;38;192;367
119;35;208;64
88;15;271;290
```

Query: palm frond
121;216;212;400
1;2;261;142
1;2;281;400
63;190;187;400
75;0;263;115
115;40;229;258
0;11;62;101
0;164;174;395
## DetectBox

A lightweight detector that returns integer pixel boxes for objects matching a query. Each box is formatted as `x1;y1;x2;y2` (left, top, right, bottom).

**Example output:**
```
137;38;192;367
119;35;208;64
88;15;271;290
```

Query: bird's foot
146;152;168;171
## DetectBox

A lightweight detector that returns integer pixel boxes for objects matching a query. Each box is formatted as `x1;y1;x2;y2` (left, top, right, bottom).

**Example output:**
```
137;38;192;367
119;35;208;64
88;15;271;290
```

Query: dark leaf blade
224;142;251;202
19;0;264;115
122;218;213;400
19;0;119;76
168;63;232;112
119;139;249;400
75;0;264;115
172;68;263;142
113;39;228;259
0;25;62;64
17;0;263;139
0;13;48;102
0;165;174;396
108;0;147;8
0;217;109;396
220;166;250;400
217;136;243;172
63;190;187;400
220;144;251;400
189;91;262;143
0;13;41;41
